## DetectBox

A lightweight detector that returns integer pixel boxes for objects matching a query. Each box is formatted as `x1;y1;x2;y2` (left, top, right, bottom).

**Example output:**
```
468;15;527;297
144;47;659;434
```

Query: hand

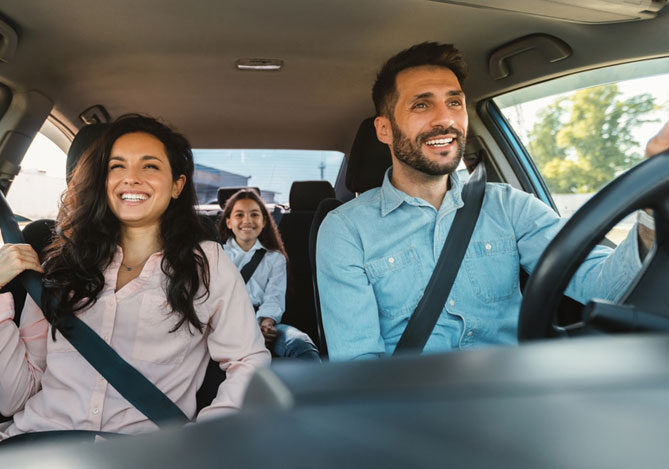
259;317;278;345
645;121;669;158
637;121;668;258
0;243;44;289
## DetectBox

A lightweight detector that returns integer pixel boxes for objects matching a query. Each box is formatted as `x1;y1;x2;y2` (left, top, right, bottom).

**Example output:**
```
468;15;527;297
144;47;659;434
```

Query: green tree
527;84;657;193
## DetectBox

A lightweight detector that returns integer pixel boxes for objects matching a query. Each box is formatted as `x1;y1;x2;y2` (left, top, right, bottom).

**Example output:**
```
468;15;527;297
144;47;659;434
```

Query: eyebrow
110;155;162;161
411;90;465;101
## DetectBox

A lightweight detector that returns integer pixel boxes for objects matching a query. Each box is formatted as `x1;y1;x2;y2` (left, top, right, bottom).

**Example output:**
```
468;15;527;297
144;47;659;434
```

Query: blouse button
485;243;492;251
388;257;395;264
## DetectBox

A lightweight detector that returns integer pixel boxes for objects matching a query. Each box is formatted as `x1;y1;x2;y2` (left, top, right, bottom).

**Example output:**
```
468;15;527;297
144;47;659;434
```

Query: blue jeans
272;324;321;361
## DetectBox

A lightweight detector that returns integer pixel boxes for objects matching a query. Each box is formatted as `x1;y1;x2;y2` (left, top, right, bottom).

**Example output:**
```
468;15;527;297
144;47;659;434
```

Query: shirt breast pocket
132;295;193;365
463;237;520;303
364;246;423;317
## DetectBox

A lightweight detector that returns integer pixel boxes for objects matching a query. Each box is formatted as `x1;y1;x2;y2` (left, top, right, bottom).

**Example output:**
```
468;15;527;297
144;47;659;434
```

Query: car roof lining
0;0;667;153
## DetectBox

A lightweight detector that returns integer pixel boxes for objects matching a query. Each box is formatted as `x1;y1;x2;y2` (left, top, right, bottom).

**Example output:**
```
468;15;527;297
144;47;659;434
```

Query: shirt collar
227;237;265;253
379;167;465;217
106;245;163;296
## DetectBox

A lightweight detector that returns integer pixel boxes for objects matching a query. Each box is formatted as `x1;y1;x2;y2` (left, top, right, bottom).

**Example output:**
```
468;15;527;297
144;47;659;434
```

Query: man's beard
390;118;466;176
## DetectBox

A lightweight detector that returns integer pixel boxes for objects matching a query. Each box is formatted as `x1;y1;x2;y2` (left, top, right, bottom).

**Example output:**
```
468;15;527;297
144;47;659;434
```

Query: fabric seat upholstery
307;118;388;357
278;181;334;349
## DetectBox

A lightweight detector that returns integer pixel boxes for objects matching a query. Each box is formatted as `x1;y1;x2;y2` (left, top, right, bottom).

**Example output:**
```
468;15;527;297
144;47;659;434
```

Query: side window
494;58;669;245
6;119;68;225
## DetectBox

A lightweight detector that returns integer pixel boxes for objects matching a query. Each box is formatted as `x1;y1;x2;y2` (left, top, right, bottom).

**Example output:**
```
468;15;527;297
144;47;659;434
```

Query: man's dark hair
372;42;468;117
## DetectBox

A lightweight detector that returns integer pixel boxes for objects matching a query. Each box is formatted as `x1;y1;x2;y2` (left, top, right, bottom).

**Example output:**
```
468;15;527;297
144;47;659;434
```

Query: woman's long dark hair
218;189;287;259
43;115;210;336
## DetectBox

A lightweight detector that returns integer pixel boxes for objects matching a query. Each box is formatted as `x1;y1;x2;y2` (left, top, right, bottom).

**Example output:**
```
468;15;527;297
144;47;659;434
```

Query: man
316;42;665;361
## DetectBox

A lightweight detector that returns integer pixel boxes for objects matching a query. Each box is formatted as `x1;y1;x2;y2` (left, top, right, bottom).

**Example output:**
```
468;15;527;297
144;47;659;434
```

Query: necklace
120;256;152;272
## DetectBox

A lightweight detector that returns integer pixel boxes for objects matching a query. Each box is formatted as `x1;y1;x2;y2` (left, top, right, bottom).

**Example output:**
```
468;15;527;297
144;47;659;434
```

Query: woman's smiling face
106;131;185;230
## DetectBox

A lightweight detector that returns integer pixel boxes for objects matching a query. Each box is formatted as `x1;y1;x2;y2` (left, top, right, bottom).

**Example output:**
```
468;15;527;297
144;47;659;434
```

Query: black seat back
307;118;391;356
308;198;342;356
278;181;335;347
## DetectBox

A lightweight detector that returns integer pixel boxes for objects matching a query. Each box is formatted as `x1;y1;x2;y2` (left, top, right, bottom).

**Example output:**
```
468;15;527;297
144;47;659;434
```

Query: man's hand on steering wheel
518;121;669;341
639;122;669;256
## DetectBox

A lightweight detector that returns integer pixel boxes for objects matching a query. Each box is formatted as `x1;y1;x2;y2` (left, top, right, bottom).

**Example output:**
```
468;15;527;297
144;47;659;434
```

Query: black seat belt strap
58;315;189;425
0;192;188;427
240;249;266;283
394;163;487;354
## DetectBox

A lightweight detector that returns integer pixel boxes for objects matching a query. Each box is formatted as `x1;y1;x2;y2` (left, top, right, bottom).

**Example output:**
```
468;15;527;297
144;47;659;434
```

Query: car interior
0;0;668;466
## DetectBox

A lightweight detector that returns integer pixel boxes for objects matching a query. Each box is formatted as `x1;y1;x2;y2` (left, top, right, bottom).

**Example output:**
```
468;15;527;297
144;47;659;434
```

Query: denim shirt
316;169;642;361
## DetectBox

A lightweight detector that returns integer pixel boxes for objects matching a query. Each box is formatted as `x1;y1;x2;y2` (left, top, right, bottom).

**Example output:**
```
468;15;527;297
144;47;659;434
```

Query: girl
0;115;270;441
218;189;320;361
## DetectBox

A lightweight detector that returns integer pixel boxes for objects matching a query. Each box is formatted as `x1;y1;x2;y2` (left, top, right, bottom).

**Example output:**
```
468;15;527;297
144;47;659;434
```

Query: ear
225;217;232;230
374;116;393;146
171;175;186;199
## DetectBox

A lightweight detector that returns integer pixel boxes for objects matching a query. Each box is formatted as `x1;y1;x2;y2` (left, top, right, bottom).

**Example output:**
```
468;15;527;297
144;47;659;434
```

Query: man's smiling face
377;65;468;176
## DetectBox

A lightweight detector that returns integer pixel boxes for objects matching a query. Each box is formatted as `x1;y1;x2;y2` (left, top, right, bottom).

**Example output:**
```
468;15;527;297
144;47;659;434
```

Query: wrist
637;210;655;231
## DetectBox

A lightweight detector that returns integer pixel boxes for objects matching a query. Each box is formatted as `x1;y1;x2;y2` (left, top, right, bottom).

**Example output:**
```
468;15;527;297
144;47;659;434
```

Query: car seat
277;181;335;349
307;117;390;357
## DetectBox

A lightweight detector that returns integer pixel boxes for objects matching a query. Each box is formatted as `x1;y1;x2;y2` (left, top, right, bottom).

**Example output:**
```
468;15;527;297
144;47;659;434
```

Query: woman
0;115;270;441
219;189;320;361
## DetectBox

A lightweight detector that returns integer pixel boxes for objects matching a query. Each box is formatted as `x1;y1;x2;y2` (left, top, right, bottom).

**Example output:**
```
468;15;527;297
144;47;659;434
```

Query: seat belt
394;162;487;354
0;192;188;427
240;248;266;283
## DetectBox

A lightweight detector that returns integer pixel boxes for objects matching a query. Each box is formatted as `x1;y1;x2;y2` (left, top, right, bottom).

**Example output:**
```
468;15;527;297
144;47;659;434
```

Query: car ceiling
0;0;667;152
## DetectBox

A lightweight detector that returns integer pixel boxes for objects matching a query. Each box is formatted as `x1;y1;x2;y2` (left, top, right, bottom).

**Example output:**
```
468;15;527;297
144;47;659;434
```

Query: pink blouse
0;241;270;439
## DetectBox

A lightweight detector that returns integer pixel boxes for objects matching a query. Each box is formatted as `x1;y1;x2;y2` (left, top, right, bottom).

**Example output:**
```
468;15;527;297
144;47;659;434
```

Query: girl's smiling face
226;198;266;250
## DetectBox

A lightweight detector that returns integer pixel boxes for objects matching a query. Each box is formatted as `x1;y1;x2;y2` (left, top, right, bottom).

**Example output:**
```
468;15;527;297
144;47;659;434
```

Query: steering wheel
518;151;669;341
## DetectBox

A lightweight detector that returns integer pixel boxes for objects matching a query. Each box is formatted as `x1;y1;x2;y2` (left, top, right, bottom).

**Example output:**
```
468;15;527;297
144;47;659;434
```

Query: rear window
191;149;344;206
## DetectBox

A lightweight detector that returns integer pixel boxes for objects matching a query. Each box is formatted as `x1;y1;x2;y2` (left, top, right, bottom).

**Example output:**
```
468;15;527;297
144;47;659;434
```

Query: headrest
217;186;261;208
345;117;392;194
22;218;56;260
67;123;109;182
289;181;335;211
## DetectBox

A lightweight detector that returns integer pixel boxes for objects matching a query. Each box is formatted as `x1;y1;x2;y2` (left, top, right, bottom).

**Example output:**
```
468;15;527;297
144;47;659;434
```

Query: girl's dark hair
372;42;468;117
217;189;287;258
43;114;210;336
